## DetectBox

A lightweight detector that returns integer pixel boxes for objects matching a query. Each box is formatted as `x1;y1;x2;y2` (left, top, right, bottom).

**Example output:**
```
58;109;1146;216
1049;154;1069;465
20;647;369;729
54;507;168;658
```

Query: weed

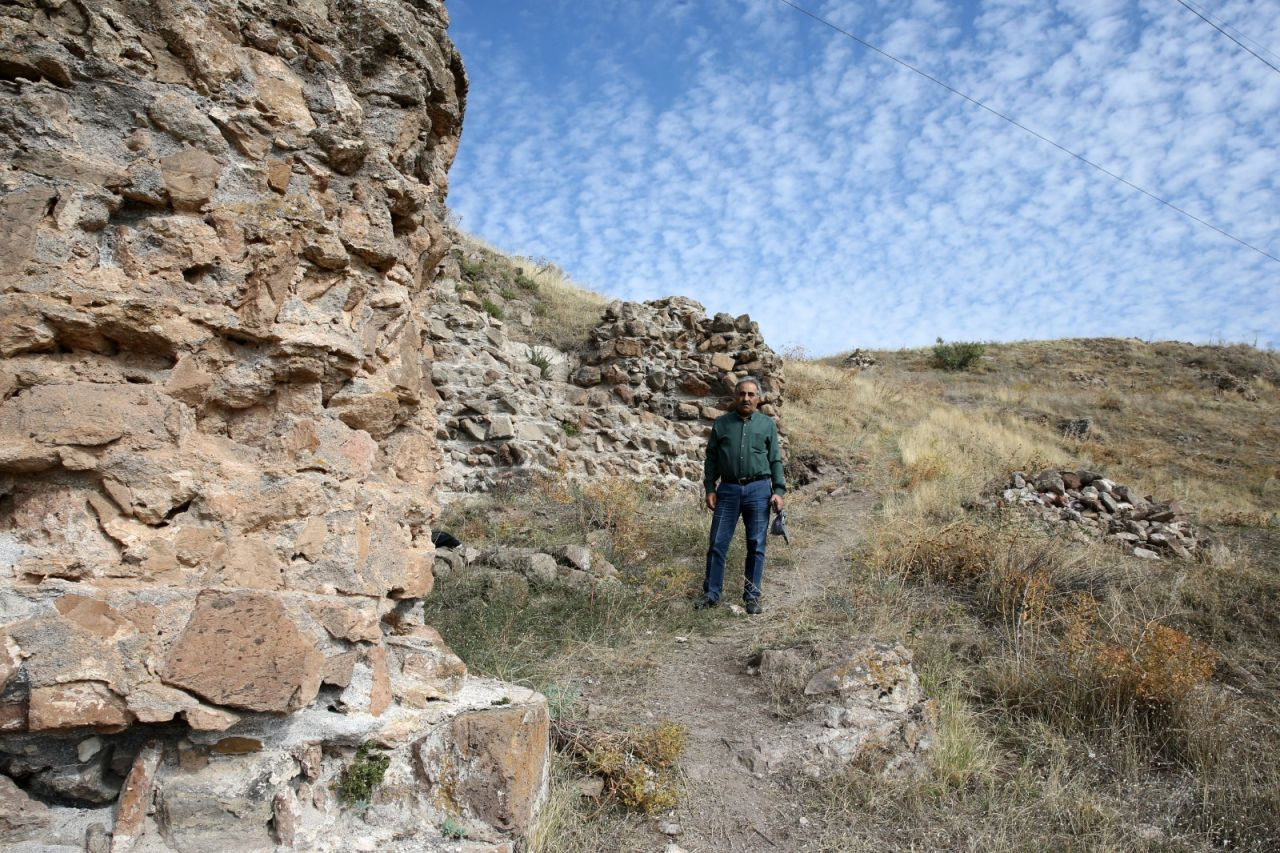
460;257;486;281
528;346;554;379
481;297;504;319
932;337;987;371
516;271;540;291
553;719;685;814
500;286;517;300
439;816;467;839
561;418;580;437
333;744;390;809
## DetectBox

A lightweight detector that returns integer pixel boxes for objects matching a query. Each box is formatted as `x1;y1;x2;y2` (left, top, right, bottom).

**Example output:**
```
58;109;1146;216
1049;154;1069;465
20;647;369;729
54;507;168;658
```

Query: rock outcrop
429;282;786;495
742;639;937;778
1;1;547;848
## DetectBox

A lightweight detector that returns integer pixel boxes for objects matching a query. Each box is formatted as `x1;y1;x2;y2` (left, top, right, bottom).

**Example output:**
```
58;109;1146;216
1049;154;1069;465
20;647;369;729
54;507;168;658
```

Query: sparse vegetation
552;719;685;814
333;744;390;810
439;816;468;840
430;237;1280;850
932;337;987;371
528;346;554;379
481;297;503;319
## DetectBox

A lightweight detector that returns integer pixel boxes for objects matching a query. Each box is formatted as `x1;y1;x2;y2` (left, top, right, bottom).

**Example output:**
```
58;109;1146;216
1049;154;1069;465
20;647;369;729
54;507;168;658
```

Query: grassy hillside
779;342;1278;850
429;236;1278;850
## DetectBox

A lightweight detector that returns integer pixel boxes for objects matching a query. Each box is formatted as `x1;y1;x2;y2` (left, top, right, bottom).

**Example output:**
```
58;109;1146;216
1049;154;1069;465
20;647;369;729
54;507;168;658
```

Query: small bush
1082;618;1217;704
553;719;685;814
481;298;504;319
333;744;390;809
560;419;580;437
516;271;540;292
439;816;467;840
932;338;986;371
460;257;486;281
528;346;554;379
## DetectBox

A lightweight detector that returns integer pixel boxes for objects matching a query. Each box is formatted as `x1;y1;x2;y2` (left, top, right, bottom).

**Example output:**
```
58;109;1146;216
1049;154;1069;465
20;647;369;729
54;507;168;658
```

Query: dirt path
630;489;875;852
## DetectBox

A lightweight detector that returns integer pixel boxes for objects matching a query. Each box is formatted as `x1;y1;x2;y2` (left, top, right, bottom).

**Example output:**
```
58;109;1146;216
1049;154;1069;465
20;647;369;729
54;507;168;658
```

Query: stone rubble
741;639;937;778
433;543;620;592
428;290;785;496
993;469;1203;559
1;0;548;849
840;349;878;369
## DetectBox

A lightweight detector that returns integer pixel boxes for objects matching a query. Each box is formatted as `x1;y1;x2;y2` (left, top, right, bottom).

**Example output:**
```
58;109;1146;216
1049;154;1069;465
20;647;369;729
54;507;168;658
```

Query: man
697;376;785;614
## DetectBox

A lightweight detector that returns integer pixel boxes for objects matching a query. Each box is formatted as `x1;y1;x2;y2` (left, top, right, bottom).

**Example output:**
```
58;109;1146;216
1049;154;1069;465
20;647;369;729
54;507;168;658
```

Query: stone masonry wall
430;286;785;496
1;2;546;849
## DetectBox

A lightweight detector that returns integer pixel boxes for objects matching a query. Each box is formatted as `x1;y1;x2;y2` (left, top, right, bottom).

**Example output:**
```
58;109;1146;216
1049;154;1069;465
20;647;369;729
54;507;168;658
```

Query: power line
773;0;1280;266
1174;0;1280;76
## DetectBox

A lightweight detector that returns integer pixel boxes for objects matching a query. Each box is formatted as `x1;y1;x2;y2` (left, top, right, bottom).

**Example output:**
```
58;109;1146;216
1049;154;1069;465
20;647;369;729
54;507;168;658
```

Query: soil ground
583;488;875;852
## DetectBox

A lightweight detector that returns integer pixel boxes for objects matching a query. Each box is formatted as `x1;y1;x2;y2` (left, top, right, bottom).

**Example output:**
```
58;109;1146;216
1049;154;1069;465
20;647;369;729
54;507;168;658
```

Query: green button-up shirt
703;410;786;495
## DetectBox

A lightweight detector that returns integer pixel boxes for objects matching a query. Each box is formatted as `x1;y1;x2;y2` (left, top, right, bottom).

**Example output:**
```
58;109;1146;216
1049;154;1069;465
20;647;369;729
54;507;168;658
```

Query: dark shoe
745;599;763;615
693;596;719;610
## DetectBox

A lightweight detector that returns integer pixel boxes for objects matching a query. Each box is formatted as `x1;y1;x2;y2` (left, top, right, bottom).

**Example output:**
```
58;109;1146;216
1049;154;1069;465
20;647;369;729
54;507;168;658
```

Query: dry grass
430;237;1279;851
789;338;1280;851
450;231;607;355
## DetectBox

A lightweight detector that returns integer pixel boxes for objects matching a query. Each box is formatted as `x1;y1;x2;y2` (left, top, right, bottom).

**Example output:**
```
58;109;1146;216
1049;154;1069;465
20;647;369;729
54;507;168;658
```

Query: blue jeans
704;479;771;603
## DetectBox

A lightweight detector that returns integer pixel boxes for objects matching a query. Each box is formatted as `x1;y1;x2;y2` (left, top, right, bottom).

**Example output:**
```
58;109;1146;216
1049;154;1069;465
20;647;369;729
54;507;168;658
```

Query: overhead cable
773;0;1280;266
1173;0;1280;76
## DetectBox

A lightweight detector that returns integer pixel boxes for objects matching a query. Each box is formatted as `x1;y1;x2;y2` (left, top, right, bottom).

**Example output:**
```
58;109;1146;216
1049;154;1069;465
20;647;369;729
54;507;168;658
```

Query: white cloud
447;0;1280;353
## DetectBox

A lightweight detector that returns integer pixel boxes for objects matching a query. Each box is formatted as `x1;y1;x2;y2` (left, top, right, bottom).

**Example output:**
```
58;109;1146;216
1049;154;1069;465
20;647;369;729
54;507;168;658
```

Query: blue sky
445;0;1279;355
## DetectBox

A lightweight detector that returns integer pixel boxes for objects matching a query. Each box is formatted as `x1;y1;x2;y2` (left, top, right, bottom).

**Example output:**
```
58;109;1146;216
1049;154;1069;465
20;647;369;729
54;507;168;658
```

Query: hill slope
428;235;1279;851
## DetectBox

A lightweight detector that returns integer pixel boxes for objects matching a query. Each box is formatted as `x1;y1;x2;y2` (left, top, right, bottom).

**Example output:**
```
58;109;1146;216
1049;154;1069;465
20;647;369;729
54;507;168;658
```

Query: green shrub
439;816;467;840
460;257;486;281
333;744;390;809
500;286;518;300
561;419;580;437
932;338;986;371
481;298;504;319
516;271;540;292
528;347;553;379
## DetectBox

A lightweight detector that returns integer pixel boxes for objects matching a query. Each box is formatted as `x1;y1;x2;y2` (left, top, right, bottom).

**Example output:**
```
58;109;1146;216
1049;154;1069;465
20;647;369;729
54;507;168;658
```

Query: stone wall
1;1;546;849
430;286;786;496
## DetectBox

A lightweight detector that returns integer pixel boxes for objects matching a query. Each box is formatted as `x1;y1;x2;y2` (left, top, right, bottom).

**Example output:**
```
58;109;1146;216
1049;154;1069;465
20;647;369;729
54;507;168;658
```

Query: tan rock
110;741;161;853
160;148;223;211
29;681;134;731
184;703;241;731
310;600;381;642
162;590;324;713
125;681;199;723
214;537;286;589
368;645;391;717
444;703;550;834
0;774;50;844
388;627;467;705
710;353;736;372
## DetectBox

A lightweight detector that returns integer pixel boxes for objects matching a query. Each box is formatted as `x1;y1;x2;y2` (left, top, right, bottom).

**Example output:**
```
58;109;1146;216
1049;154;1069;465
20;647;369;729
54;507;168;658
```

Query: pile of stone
841;349;878;369
434;543;621;591
1;1;549;849
997;469;1202;559
429;291;785;496
737;639;936;778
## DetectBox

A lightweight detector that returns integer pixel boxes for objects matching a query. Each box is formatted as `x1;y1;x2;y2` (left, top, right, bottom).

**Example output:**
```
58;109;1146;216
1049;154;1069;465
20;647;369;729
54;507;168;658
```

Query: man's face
735;383;759;416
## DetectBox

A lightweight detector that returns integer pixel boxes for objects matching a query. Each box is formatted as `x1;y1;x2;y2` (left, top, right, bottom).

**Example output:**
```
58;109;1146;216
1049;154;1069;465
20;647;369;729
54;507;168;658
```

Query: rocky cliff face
1;1;546;849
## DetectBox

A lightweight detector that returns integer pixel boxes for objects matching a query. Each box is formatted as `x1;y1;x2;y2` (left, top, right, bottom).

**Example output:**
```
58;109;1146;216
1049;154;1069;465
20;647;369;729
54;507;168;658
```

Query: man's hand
705;492;717;511
770;494;783;512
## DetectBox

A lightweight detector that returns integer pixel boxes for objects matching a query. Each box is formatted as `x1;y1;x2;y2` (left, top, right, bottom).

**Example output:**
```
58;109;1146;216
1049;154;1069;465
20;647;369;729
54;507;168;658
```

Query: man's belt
731;474;771;485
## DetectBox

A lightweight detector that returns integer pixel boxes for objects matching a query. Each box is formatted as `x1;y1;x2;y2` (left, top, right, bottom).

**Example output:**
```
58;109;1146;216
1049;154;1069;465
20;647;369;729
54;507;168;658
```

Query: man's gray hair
735;376;761;392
